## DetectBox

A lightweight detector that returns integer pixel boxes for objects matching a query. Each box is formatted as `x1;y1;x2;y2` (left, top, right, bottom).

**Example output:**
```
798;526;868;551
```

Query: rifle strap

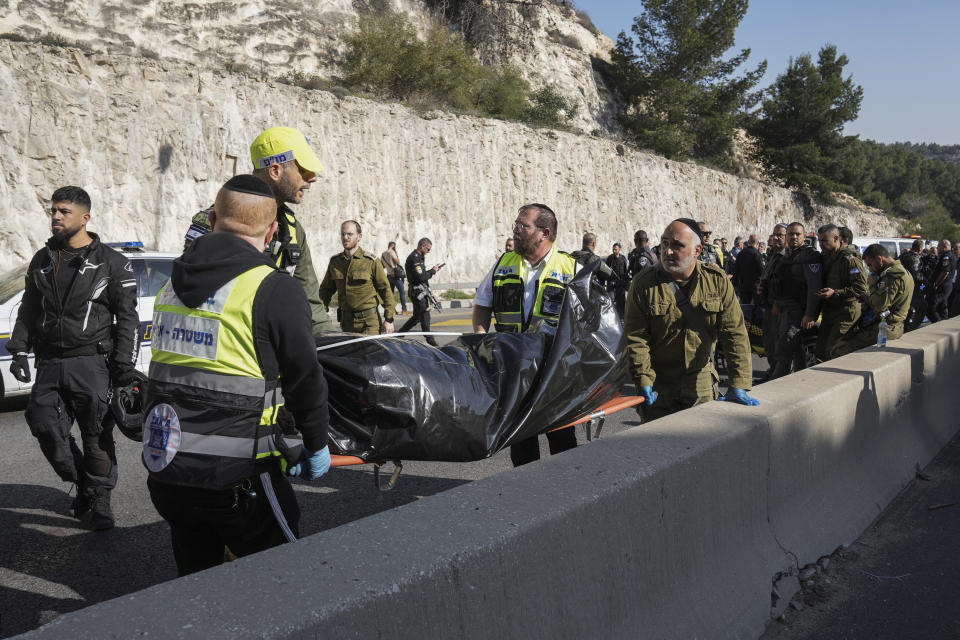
668;281;715;358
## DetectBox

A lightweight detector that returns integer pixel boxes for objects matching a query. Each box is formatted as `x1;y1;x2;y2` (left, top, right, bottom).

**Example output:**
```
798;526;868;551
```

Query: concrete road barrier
19;319;960;640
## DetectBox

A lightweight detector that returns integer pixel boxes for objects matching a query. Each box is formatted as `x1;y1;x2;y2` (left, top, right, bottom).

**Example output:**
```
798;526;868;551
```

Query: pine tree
748;45;863;202
610;0;766;166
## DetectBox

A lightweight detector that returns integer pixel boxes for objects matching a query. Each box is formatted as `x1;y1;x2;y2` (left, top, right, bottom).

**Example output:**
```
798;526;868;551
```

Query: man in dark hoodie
143;175;331;576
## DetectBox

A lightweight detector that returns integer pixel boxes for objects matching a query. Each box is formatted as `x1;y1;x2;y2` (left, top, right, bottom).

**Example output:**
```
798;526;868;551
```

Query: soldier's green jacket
187;206;334;338
870;260;914;330
821;246;868;312
318;247;395;322
625;262;753;394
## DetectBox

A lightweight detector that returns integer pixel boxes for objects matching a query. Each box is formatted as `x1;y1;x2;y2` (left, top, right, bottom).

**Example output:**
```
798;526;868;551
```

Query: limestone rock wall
0;0;619;134
0;42;898;282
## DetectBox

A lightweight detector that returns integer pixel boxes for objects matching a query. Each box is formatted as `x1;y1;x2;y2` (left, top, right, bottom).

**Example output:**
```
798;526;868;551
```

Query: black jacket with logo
8;233;139;369
771;245;823;317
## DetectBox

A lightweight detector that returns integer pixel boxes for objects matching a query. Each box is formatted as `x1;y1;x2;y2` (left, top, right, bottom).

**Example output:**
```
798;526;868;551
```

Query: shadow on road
0;484;174;638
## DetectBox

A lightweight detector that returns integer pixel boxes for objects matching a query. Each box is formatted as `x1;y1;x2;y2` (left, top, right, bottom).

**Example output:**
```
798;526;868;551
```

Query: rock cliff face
0;42;897;281
0;0;619;133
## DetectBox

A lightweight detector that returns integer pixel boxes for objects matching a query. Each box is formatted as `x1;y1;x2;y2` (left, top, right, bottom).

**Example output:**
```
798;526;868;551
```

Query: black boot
71;485;91;519
82;487;114;531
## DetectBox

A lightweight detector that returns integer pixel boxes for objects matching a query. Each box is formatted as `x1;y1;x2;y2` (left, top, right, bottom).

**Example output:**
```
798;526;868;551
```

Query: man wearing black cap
625;219;758;421
145;175;331;575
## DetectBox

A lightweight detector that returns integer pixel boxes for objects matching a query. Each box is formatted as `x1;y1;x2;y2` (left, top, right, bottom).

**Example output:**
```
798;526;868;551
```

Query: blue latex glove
289;445;331;480
640;385;658;406
717;388;760;406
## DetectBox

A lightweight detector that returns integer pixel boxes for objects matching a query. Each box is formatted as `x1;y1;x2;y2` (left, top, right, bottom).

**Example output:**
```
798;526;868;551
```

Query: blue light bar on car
105;241;144;249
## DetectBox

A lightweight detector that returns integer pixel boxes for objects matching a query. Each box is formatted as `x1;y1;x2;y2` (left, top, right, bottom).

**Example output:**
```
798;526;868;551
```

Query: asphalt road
0;307;768;638
0;309;637;638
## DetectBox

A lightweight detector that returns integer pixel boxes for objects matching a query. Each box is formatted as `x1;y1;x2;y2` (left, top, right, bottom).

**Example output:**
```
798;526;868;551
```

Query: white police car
0;242;177;399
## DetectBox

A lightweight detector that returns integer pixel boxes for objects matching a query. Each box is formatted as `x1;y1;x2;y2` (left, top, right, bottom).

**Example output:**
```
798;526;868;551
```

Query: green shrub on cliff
342;11;576;129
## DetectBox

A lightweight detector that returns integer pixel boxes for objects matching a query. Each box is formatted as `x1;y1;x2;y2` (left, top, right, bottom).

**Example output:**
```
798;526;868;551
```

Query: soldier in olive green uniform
815;224;868;362
319;220;395;335
626;219;758;421
829;244;913;358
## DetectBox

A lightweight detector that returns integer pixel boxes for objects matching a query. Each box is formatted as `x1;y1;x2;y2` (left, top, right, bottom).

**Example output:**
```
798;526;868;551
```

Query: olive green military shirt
318;247;395;322
186;206;334;338
822;245;868;311
869;260;914;327
294;238;336;336
625;262;753;392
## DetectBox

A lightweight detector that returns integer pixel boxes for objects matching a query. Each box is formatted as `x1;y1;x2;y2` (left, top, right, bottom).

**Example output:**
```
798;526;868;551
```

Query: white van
853;237;925;257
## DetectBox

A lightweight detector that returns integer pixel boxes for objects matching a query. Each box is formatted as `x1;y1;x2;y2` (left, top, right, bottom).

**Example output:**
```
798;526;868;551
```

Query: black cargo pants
25;354;118;492
399;294;437;346
148;469;300;576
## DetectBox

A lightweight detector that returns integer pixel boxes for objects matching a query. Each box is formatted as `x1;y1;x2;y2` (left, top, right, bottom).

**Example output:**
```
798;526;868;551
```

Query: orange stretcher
329;394;645;490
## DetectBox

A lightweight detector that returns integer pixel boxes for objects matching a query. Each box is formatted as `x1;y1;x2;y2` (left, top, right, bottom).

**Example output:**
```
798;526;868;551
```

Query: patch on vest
152;311;219;360
143;403;182;472
547;270;573;283
495;265;519;276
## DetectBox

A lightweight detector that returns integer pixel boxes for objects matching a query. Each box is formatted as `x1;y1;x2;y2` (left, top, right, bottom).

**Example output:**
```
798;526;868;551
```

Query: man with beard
769;222;822;378
624;219;757;421
184;127;333;338
697;221;722;267
472;203;578;466
815;224;868;362
6;186;139;530
319;220;395;335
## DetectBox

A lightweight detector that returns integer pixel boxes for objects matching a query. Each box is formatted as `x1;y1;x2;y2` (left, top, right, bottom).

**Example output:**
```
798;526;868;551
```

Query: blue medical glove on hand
717;388;760;406
294;445;331;480
10;354;31;383
639;385;658;406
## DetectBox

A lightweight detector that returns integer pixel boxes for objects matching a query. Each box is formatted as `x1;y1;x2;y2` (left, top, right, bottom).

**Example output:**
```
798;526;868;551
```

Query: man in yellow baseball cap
250;126;324;175
183;126;334;337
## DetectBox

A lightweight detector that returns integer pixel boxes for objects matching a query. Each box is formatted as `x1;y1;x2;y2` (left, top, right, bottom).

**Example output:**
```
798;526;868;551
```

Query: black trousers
26;355;117;492
929;284;953;322
399;295;436;345
771;307;806;378
510;427;578;467
148;470;300;576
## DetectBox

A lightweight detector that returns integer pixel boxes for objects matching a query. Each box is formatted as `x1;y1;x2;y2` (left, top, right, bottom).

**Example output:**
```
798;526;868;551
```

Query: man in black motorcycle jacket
7;186;139;530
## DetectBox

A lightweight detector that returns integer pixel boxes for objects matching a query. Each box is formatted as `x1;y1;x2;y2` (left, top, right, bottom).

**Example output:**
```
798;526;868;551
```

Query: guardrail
19;319;960;639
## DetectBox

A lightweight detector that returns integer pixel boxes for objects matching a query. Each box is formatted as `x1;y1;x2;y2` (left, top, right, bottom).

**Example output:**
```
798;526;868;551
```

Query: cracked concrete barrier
18;319;960;640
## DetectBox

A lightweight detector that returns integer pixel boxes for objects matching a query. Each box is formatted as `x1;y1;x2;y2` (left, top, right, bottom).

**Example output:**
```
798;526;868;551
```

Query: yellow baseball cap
249;126;324;173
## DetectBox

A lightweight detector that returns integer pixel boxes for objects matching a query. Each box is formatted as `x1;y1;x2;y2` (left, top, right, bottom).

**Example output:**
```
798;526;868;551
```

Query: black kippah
673;218;703;240
222;174;274;198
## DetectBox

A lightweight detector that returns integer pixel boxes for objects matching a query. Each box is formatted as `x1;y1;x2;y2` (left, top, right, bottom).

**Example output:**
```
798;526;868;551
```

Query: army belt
349;307;378;318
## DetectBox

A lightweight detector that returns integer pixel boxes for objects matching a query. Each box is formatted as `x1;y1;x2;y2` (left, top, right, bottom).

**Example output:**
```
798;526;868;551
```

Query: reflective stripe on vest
492;250;576;333
145;264;283;485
